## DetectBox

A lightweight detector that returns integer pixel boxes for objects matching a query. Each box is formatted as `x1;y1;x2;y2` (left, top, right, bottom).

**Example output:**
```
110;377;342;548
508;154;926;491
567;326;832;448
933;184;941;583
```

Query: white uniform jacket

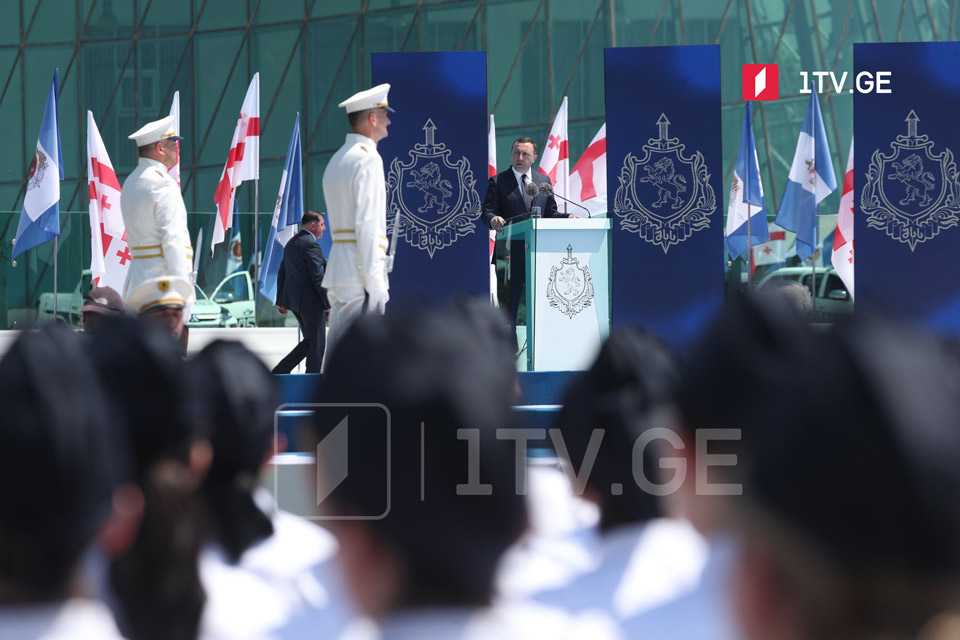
120;157;195;301
321;133;389;295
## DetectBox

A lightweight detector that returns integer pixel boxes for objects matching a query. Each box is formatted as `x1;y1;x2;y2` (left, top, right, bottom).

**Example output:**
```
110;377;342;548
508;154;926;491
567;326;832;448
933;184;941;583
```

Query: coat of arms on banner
386;119;480;258
613;114;715;253
546;244;594;319
861;110;960;252
28;148;49;191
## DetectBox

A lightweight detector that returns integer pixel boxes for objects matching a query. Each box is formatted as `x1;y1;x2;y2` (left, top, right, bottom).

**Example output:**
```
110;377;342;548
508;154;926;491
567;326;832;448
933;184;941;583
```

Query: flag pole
254;179;260;328
811;214;818;320
746;202;753;287
53;237;58;322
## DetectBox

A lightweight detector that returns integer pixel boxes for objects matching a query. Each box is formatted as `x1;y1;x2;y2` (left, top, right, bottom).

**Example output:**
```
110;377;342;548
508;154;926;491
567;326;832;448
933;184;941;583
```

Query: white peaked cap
128;114;182;147
125;276;193;314
338;83;395;114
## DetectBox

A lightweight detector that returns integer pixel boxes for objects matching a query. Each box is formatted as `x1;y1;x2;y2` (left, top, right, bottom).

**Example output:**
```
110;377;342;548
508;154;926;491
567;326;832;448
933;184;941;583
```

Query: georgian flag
831;138;854;299
87;111;130;292
167;91;181;186
212;73;259;253
569;122;607;216
488;113;498;305
13;69;63;260
537;96;570;212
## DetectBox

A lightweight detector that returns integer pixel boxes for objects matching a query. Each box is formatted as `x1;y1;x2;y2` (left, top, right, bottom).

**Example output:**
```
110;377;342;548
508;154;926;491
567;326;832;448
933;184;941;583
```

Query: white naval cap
126;276;193;315
128;114;183;147
337;83;395;114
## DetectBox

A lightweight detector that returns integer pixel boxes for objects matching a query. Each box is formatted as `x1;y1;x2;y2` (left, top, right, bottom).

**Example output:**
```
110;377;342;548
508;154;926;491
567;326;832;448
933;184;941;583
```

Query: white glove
366;288;389;315
384;254;395;274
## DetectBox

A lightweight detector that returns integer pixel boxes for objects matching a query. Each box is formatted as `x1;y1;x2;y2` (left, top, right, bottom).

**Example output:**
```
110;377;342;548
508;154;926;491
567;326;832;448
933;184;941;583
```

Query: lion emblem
558;266;582;297
639;157;687;209
888;153;936;207
406;162;453;215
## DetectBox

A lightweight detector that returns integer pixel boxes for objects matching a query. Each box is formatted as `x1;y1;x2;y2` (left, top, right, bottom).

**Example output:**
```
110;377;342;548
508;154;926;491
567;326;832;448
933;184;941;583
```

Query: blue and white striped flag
13;69;63;259
775;92;837;261
259;113;303;304
725;101;769;259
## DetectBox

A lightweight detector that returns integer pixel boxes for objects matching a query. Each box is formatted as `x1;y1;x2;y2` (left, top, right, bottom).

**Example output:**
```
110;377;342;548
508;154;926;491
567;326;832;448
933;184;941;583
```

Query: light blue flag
774;92;837;261
13;69;63;259
725;101;769;259
259;113;303;304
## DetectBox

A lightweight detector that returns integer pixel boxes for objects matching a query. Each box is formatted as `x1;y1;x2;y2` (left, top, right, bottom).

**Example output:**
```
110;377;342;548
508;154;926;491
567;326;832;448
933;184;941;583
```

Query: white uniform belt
130;244;194;260
331;230;388;251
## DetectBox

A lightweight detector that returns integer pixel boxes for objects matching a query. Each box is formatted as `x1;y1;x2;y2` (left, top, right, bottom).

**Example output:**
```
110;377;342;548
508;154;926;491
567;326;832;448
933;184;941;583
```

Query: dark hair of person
348;107;373;130
513;136;538;155
302;210;321;225
189;341;277;563
317;302;524;607
85;319;206;640
110;461;206;640
556;328;679;531
0;326;116;602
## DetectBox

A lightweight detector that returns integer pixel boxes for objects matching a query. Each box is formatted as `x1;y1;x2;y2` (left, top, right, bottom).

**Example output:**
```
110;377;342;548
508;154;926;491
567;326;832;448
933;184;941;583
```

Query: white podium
499;217;611;371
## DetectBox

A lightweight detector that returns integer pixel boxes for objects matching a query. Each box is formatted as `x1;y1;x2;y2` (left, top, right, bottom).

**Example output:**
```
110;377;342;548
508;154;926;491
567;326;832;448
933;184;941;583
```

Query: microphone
524;180;539;198
537;181;591;218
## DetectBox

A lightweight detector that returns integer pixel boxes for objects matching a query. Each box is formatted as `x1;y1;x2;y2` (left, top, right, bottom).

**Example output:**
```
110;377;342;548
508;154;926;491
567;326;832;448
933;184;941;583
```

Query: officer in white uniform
121;114;195;309
125;275;193;344
322;83;393;360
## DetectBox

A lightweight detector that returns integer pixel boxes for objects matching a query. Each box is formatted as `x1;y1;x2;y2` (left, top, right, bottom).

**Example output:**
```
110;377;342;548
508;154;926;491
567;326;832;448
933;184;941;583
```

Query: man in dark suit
482;137;577;349
274;211;330;374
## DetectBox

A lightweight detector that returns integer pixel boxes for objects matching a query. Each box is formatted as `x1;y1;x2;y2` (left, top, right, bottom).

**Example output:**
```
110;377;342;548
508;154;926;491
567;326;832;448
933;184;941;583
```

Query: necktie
521;174;532;211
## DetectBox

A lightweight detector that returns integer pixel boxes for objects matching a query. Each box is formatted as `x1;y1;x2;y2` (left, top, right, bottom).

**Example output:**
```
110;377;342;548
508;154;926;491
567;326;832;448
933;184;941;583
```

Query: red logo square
742;64;779;101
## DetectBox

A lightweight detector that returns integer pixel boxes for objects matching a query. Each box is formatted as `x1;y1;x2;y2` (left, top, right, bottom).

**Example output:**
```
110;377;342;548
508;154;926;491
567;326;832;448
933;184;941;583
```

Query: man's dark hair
302;210;321;225
348;108;373;130
512;136;538;155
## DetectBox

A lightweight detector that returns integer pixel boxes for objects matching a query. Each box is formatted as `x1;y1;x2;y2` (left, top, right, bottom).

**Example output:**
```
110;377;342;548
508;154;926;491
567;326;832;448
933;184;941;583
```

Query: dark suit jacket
276;229;330;315
481;168;563;229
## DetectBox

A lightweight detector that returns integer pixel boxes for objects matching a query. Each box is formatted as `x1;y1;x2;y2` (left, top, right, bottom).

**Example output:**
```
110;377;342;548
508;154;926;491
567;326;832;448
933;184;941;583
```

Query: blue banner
605;46;724;353
855;42;960;333
372;52;488;304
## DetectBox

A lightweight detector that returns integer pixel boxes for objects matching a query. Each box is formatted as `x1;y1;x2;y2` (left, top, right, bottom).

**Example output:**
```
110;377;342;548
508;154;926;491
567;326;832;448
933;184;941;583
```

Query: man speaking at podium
482;137;575;349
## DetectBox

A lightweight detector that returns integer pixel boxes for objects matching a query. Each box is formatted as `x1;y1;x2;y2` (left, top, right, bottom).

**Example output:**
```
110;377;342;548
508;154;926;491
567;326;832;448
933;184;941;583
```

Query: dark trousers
495;238;526;353
273;310;326;374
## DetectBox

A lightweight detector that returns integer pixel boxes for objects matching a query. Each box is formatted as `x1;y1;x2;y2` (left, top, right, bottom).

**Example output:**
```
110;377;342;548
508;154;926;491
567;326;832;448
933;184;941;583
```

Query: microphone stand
538;184;591;218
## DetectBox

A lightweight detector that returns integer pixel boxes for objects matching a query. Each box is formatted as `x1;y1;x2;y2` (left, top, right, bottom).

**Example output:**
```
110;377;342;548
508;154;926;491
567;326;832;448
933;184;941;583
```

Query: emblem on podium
861;110;960;252
614;114;716;253
546;244;594;319
386;119;480;258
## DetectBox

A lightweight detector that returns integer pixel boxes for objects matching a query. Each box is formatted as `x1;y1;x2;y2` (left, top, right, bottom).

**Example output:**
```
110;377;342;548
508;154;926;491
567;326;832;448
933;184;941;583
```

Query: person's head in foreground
555;327;680;531
0;326;122;605
731;315;960;640
187;340;279;562
313;300;523;617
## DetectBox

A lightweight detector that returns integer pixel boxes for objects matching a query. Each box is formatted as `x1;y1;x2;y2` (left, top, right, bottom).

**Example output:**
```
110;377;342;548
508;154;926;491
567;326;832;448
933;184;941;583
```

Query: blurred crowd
1;292;960;640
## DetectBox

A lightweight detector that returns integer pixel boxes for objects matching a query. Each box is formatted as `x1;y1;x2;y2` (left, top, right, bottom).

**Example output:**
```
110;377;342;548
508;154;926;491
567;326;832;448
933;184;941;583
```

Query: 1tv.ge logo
742;64;893;101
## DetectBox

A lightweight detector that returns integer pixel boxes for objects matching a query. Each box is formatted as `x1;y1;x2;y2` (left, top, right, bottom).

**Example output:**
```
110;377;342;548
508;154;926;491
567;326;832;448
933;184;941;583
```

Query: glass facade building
0;0;953;326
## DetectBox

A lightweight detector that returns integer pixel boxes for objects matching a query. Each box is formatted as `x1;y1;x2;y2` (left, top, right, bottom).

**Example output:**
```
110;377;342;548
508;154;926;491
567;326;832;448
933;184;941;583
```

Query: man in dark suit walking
274;211;330;373
482;137;578;348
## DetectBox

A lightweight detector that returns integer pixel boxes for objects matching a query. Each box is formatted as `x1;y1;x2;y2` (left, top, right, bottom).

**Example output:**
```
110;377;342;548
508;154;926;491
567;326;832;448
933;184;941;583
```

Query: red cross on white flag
537;96;569;212
87;110;130;293
831;138;854;299
568;122;607;216
212;73;260;253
